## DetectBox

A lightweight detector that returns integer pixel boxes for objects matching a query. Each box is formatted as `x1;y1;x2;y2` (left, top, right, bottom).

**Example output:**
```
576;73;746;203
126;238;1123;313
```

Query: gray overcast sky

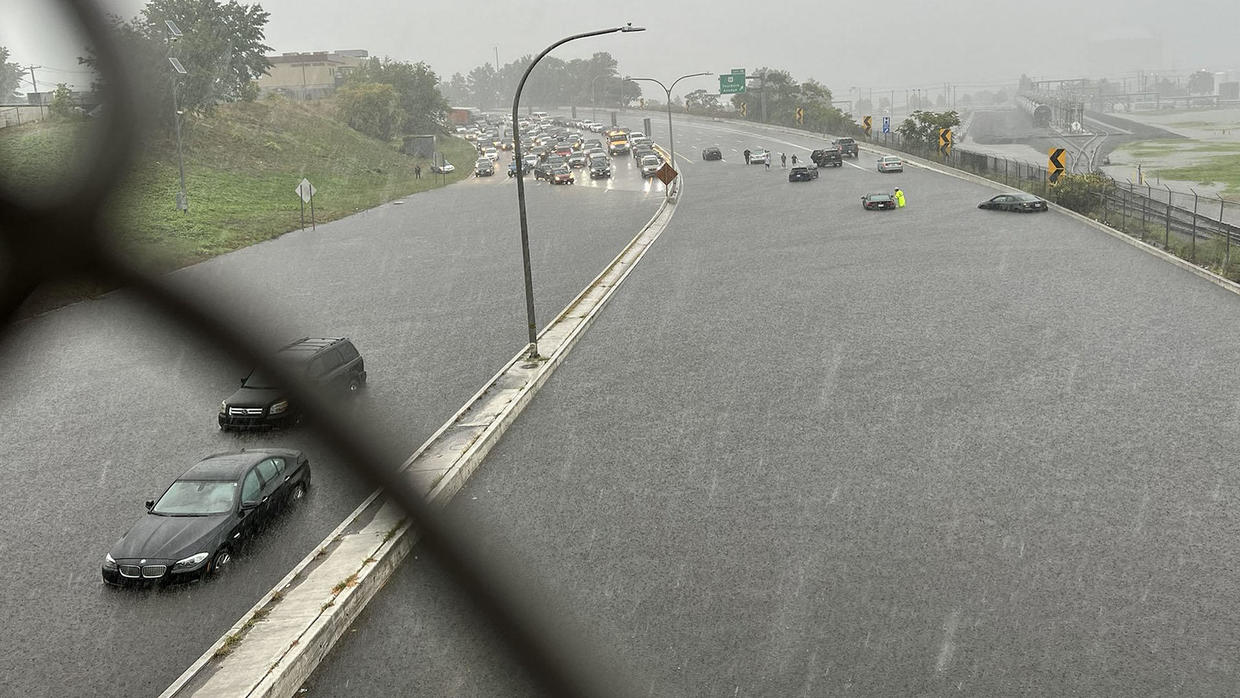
7;0;1239;96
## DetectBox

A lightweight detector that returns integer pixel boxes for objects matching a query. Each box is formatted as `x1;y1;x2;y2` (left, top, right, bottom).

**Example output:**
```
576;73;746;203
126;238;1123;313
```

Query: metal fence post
1223;195;1230;272
1164;184;1173;250
1123;180;1131;236
1190;188;1199;264
1004;159;1009;186
1141;183;1148;236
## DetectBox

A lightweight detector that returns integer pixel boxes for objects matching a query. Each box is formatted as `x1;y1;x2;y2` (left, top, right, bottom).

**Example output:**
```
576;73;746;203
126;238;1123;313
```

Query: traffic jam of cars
103;336;368;586
462;113;666;188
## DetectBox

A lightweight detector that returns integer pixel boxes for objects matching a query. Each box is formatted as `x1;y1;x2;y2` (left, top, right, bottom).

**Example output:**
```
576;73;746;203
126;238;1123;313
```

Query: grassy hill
0;95;477;286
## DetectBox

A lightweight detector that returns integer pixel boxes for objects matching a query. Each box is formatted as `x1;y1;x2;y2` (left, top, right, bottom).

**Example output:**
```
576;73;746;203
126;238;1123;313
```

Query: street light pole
511;24;644;361
625;71;710;189
165;20;188;213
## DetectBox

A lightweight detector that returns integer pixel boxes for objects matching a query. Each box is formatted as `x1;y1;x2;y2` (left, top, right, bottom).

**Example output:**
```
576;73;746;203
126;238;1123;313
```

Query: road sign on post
795;106;804;125
295;178;316;230
938;128;953;156
882;116;890;134
1048;148;1066;183
862;115;872;137
738;102;748;117
655;162;677;186
719;73;745;94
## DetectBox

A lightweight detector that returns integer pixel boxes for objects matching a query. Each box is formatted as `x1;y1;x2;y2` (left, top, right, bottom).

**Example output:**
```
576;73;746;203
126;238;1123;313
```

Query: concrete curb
161;175;683;698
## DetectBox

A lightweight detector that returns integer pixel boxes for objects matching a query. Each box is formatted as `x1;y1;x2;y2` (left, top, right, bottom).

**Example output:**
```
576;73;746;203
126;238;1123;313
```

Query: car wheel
209;547;233;576
291;482;307;504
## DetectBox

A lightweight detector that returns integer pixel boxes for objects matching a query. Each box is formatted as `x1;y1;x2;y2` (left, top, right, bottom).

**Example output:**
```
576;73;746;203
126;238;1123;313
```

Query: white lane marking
675;151;694;166
935;609;962;672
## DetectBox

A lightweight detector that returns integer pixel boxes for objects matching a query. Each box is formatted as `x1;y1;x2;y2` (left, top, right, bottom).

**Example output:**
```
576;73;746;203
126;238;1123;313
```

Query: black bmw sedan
978;192;1049;212
102;449;310;585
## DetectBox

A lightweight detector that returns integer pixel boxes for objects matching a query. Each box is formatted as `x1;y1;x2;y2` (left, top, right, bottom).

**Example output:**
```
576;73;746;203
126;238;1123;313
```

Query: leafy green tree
78;0;272;131
348;58;447;134
0;46;21;100
48;83;78;119
896;110;961;147
337;82;400;140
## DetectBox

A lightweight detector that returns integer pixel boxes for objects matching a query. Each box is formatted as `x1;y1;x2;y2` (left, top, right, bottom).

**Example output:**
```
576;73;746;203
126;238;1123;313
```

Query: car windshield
641;156;659;166
152;480;237;516
243;358;304;389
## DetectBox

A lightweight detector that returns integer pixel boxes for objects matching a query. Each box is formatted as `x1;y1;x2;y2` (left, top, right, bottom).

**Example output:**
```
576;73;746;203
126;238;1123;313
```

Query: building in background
256;50;368;100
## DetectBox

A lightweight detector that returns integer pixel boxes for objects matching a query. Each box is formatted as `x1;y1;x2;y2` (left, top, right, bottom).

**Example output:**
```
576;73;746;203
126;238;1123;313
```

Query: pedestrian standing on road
781;152;787;168
791;154;798;166
744;149;751;165
765;156;770;171
894;188;906;208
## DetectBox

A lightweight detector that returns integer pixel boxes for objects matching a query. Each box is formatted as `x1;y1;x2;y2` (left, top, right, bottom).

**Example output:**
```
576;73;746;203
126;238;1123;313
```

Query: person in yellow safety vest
894;188;906;208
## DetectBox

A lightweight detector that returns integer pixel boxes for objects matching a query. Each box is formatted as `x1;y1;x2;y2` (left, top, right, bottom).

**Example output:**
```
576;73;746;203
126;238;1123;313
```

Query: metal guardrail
0;2;624;697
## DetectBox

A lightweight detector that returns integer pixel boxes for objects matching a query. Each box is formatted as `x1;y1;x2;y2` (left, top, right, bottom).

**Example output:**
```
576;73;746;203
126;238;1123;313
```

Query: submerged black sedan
102;449;310;585
978;192;1049;212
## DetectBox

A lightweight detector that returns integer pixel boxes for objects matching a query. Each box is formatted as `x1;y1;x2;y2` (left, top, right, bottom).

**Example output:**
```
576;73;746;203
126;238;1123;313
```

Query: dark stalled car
788;166;819;182
702;146;722;161
589;160;612;179
551;165;575;184
862;193;897;210
219;337;366;430
810;147;842;167
102;449;311;585
978;192;1049;212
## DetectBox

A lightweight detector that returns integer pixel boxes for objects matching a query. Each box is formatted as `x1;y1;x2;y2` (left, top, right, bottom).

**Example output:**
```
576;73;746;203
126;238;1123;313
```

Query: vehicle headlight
269;399;289;415
171;552;210;571
103;553;118;570
219;401;227;415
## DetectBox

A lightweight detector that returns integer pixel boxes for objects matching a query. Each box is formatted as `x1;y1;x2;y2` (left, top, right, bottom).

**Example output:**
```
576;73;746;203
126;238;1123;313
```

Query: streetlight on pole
511;24;645;361
165;20;188;213
624;71;710;187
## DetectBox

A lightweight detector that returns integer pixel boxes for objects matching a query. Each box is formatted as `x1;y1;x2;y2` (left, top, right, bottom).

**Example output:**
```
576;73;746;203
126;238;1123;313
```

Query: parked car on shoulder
219;337;366;431
430;160;455;174
102;449;311;585
978;192;1049;212
702;146;722;161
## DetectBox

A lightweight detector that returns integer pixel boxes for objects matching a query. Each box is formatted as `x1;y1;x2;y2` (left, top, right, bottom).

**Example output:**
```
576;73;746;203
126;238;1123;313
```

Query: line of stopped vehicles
703;136;1048;213
103;336;368;586
464;114;669;185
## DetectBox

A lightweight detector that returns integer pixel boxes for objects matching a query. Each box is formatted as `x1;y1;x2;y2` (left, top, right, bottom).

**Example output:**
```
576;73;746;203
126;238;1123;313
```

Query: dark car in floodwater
219;337;366;430
102;449;311;585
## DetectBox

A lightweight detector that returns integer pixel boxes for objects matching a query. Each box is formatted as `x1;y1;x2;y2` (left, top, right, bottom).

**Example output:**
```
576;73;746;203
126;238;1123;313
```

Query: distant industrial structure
256;50;369;100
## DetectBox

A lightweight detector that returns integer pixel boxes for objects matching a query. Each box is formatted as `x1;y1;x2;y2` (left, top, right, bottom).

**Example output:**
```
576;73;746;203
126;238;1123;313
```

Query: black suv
832;137;858;158
219;337;366;430
810;147;842;168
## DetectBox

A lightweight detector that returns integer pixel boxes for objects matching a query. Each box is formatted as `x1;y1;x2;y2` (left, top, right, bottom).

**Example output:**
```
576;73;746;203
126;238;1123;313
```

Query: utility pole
27;65;43;118
165;20;189;212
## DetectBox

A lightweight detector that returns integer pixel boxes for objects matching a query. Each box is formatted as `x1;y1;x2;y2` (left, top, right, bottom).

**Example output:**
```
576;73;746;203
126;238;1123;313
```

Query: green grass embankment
0;96;478;314
0;96;476;314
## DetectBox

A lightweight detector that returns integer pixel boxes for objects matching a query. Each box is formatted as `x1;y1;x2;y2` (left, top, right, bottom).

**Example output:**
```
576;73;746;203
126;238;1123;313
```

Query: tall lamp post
165;20;188;213
512;24;644;361
624;71;710;187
